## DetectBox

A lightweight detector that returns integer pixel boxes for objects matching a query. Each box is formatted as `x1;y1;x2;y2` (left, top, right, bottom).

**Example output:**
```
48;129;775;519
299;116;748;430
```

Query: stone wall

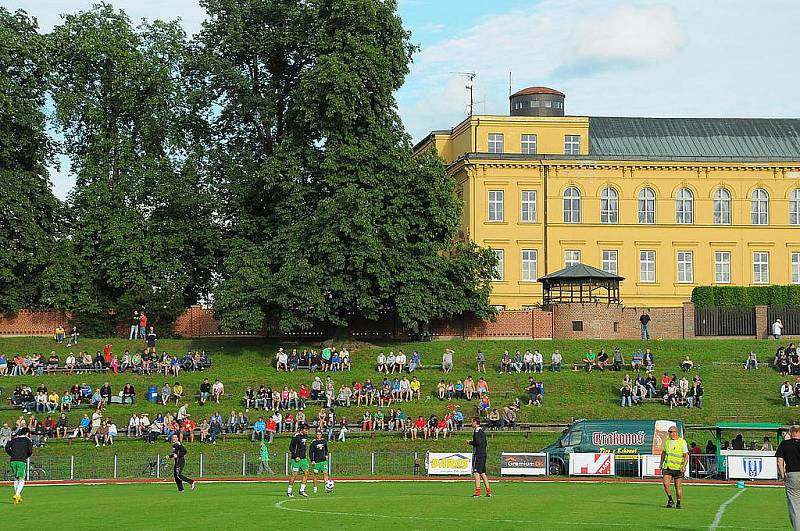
552;303;687;340
0;310;72;336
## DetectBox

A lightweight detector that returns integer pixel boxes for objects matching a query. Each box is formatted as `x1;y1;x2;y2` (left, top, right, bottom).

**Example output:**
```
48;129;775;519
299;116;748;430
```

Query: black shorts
663;468;682;478
473;455;487;474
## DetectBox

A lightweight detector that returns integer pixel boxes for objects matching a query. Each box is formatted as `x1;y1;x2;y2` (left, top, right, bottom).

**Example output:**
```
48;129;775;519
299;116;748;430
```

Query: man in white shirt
387;352;397;374
523;350;534;373
212;379;225;403
774;319;784;340
533;351;544;373
397;351;407;373
783;381;795;407
376;352;387;373
551;350;563;372
442;349;454;373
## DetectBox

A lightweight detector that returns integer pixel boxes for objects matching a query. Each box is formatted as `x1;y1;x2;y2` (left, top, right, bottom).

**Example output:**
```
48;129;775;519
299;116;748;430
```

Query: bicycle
139;456;171;477
3;462;46;481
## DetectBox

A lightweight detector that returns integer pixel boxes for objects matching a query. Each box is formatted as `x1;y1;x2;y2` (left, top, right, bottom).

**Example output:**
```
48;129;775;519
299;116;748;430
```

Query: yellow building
414;87;800;308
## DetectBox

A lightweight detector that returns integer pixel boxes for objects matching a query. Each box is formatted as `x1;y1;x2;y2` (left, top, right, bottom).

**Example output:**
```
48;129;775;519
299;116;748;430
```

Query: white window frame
639;250;656;283
753;251;769;284
521;249;538;282
520;190;537;223
751;189;769;225
713;188;732;225
602;250;618;276
488;190;504;222
564;250;581;267
714;251;731;284
675;188;694;224
563;186;581;223
521;134;537;155
492;249;505;281
564;135;580;155
638;187;656;224
793;252;800;284
600;187;619;224
677;251;694;284
791;189;800;226
488;133;504;154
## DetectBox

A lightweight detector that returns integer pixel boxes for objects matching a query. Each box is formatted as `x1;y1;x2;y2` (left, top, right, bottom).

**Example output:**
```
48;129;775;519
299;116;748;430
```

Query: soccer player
468;417;491;497
288;423;310;497
661;425;688;508
309;430;333;493
169;433;196;492
5;427;33;505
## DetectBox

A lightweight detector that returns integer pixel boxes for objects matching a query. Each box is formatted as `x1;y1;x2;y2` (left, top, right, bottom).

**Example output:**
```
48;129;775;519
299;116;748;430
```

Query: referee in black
777;425;800;530
169;433;196;492
468;417;491;497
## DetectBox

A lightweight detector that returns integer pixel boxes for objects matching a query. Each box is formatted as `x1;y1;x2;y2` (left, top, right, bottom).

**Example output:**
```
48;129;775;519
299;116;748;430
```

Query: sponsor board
427;452;473;475
569;453;615;476
640;454;689;478
500;453;547;476
727;455;778;480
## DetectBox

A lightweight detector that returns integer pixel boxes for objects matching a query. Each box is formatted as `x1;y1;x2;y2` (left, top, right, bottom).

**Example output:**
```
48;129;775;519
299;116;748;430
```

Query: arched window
600;187;618;224
675;188;693;224
713;188;731;225
751;188;769;225
791;189;800;225
637;187;655;224
563;187;581;223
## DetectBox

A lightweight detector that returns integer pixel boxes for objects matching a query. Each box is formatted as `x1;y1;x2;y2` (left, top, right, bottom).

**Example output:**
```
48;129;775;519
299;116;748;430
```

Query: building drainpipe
542;162;549;276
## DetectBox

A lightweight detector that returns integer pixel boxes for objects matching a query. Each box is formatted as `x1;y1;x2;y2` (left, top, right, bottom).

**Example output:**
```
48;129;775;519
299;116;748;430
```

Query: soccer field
2;480;789;530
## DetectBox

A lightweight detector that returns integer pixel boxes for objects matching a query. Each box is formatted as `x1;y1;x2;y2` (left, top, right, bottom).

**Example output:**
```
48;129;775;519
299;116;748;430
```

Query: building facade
414;87;800;308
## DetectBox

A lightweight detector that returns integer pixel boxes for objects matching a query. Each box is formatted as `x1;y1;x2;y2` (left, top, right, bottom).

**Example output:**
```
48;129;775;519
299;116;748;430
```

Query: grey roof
538;263;624;282
589;117;800;160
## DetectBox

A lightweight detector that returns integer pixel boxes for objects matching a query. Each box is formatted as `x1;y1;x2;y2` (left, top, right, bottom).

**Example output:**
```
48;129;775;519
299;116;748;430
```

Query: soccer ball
325;480;334;492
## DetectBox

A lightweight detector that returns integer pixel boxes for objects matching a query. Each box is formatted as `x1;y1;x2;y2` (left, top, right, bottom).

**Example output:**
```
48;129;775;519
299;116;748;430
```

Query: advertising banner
569;453;615;476
500;453;547;476
640;454;689;478
726;455;779;480
427;452;473;475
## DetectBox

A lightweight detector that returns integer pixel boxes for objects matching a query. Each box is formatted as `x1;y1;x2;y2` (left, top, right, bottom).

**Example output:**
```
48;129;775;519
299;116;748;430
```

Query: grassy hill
0;336;795;460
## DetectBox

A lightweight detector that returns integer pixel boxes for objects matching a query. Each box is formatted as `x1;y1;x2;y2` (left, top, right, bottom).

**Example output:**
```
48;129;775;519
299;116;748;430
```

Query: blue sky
7;0;800;199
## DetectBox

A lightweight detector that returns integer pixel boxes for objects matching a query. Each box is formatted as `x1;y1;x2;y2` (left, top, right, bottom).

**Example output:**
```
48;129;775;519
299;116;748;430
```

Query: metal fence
768;306;800;335
695;307;755;336
8;453;734;481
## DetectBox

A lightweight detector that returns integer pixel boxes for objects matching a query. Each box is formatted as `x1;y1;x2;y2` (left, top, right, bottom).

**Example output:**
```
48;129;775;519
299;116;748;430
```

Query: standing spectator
146;327;157;350
774;318;784;341
776;425;800;530
640;312;652;340
442;349;454;373
138;311;148;340
129;311;139;340
476;351;486;374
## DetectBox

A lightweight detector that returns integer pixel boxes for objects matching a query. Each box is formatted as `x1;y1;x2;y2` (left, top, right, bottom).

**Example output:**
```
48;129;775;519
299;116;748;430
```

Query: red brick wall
552;303;687;340
0;310;72;336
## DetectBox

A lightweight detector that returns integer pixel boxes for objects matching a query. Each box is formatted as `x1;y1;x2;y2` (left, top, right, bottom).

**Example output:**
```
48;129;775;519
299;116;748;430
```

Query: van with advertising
540;419;684;475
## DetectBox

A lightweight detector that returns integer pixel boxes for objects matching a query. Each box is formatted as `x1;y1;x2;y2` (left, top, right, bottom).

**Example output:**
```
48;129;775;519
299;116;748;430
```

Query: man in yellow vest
660;425;688;508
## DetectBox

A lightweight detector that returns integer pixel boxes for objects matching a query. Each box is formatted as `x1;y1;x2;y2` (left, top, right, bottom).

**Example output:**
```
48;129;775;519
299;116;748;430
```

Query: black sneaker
287;492;294;498
299;491;308;497
472;494;481;497
666;499;674;508
486;493;492;498
676;501;681;509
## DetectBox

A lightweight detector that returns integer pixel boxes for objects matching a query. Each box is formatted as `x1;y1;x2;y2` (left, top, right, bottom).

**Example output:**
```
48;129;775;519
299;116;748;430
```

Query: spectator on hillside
612;348;624;371
632;380;647;405
530;350;542;373
620;384;633;407
376;352;387;373
640;312;651;340
522;350;534;372
146;327;157;350
212;379;224;404
773;318;783;340
776;348;790;376
659;373;672;391
99;382;112;406
488;408;500;430
409;351;421;372
56;414;69;438
173;382;184;405
476;351;486;373
744;351;758;370
252;417;266;442
55;325;66;344
688;381;704;409
644;373;658;397
129;312;140;340
678;376;689;402
631;350;644;371
386;351;397;374
680;356;694;372
396;351;407;373
67;326;79;346
122;383;135;404
442;349;454;373
243;386;255;411
582;349;596;372
512;351;523;373
500;351;512;373
46;352;59;374
64;353;76;374
128;414;141;437
285;349;297;371
199;379;211;405
551;350;562;372
663;381;678;409
276;348;288;371
795;378;800;406
597;350;610;371
782;381;794;406
526;377;542;406
643;349;655;371
501;406;517;430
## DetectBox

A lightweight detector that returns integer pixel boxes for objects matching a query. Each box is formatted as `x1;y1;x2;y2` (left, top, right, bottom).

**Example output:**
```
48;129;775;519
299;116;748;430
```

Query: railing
9;453;747;481
768;306;800;335
695;307;755;336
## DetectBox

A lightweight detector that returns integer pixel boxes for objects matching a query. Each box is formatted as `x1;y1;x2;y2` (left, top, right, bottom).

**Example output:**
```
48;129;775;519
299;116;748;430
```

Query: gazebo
538;263;624;305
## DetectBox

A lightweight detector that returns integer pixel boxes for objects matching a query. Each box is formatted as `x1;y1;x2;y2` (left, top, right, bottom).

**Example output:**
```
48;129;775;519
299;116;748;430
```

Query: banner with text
727;455;778;480
500;453;547;476
640;454;689;478
427;452;474;475
569;453;615;476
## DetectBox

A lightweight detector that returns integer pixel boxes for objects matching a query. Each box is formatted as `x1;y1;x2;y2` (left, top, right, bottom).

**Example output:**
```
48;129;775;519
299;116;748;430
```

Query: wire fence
6;453;740;481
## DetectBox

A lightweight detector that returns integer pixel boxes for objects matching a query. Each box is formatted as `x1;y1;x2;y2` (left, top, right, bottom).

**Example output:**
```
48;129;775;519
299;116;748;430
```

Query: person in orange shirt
182;417;197;443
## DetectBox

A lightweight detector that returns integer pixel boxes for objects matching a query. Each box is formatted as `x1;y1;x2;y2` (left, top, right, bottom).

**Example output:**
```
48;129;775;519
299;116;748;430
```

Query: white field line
709;488;746;531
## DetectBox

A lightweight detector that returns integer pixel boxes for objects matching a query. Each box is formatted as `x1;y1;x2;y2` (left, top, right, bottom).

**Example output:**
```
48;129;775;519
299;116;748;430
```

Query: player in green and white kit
309;430;333;493
288;424;310;497
5;427;34;505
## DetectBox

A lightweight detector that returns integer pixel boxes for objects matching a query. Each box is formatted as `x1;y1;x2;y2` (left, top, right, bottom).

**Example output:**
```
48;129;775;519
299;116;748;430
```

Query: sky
7;0;800;199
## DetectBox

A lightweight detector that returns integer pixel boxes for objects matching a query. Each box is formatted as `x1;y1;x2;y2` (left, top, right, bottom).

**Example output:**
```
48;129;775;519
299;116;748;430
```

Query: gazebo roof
538;263;624;282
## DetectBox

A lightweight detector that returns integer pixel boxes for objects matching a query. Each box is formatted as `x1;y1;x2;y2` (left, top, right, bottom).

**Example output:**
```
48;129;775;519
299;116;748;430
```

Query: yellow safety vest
664;437;686;470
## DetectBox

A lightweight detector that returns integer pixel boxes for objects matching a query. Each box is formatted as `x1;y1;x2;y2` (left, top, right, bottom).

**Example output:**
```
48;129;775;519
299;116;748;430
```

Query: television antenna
450;71;476;116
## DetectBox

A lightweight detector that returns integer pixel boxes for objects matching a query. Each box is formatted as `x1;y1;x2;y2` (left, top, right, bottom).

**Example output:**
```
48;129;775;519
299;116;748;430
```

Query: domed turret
510;87;565;117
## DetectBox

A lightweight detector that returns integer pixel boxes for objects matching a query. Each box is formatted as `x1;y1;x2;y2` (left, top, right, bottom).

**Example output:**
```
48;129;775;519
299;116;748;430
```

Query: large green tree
197;0;495;332
44;4;217;334
0;8;60;313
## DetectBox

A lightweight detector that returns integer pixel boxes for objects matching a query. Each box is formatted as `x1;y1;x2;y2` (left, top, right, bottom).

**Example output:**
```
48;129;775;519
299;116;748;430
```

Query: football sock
475;487;481;496
300;485;306;492
15;480;24;496
287;486;292;494
12;479;18;494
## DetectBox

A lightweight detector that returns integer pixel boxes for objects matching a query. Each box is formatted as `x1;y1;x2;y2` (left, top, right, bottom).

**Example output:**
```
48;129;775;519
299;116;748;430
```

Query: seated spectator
376;352;387;373
46;352;60;374
782;380;794;406
644;373;658;397
212;379;224;404
442;349;454;373
500;351;512;373
276;348;288;371
488;408;500;430
660;373;672;391
0;353;8;376
476;377;489;395
596;350;609;371
396;351;406;373
181;417;196;443
522;350;533;373
56;413;70;438
55;325;66;344
643;349;655;371
532;350;544;373
437;380;446;400
688;381;703;409
501;405;517;430
631;350;644;371
681;356;694;372
288;349;299;371
199;378;211;405
744;351;758;370
612;348;624;371
252;417;267;441
678;376;689;402
620;384;633;407
550;350;562;372
663;381;678;409
160;383;172;405
386;352;397;374
127;414;141;437
122;383;135;404
409;351;421;372
582;349;596;372
243;386;255;410
172;381;184;405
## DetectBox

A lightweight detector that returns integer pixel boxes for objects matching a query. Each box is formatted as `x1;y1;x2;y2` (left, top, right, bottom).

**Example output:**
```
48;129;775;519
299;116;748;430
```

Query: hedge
691;285;800;308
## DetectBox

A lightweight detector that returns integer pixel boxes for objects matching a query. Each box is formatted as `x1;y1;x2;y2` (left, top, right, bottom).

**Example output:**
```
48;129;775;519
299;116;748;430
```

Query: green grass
1;336;798;462
3;481;789;530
